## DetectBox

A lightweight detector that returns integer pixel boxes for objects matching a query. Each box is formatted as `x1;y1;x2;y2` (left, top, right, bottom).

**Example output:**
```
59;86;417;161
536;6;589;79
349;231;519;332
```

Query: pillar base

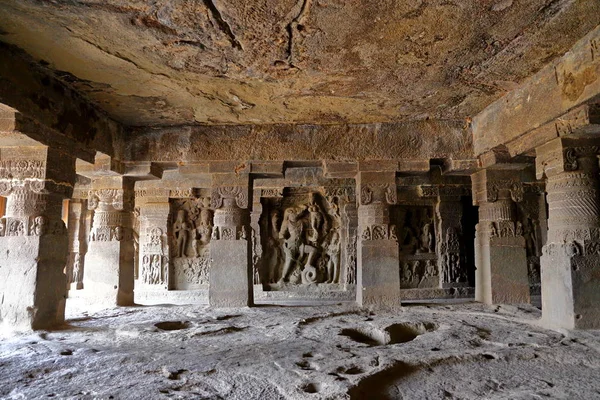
541;244;600;330
83;241;134;306
209;240;252;307
357;239;401;308
475;236;530;305
0;234;68;331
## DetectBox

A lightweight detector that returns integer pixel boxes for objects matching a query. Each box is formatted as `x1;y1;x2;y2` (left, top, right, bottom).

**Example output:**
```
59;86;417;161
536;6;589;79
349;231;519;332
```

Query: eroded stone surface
0;0;598;126
2;302;600;399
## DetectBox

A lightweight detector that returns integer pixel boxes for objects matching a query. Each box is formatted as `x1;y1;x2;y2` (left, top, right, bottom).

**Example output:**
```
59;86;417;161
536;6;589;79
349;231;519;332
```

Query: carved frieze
359;184;397;205
135;188;195;199
260;188;283;198
361;224;397;241
0;215;66;237
0;160;45;180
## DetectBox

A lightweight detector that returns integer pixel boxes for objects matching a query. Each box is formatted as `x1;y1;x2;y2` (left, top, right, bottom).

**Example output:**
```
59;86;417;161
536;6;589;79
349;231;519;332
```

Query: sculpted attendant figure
277;206;307;284
173;210;189;258
326;230;341;283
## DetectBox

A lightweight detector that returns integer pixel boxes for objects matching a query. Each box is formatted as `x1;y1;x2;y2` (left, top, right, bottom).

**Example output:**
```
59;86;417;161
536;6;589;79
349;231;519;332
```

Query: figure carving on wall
418;222;434;253
167;197;215;288
266;210;283;283
72;253;82;285
278;206;308;284
346;235;357;285
30;216;46;236
262;191;346;286
326;230;341;283
307;193;324;244
173;210;190;258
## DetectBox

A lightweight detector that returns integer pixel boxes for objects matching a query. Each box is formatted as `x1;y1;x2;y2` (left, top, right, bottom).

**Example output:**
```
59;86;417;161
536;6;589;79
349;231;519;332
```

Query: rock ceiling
0;0;599;126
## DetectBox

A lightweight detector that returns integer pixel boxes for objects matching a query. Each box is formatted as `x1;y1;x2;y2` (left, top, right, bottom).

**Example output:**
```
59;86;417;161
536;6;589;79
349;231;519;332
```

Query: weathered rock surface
0;0;598;126
1;301;600;399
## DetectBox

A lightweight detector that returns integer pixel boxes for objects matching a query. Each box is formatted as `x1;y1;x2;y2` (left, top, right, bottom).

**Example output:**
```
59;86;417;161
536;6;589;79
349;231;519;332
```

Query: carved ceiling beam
472;25;600;157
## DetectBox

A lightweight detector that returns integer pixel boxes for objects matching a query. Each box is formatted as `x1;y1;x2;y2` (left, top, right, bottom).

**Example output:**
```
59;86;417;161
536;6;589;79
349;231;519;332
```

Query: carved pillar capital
87;177;135;243
356;171;397;241
471;169;524;205
536;137;600;180
210;174;250;241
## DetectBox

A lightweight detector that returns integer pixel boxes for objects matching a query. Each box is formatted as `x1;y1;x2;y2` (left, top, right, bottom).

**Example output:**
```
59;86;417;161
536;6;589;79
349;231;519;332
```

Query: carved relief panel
392;205;438;289
517;188;545;292
168;196;213;289
259;189;348;289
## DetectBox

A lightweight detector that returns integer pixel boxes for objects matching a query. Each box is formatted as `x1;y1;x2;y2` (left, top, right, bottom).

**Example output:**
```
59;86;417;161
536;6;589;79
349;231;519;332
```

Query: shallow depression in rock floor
154;321;191;331
340;321;438;346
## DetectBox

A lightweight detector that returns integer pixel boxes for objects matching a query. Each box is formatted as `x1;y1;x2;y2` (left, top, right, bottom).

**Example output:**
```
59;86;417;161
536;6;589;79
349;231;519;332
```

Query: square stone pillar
356;170;400;308
0;146;76;330
472;169;530;305
83;176;135;306
536;137;600;329
65;197;88;291
209;174;253;307
137;201;170;289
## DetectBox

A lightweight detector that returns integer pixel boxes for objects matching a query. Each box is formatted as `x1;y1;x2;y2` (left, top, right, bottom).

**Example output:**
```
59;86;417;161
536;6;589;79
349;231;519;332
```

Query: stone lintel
76;153;124;178
323;161;358;178
121;162;163;179
0;109;95;163
397;159;430;174
124;121;472;163
505;105;596;157
249;161;284;177
358;160;398;172
441;159;479;175
209;161;250;174
473;25;600;156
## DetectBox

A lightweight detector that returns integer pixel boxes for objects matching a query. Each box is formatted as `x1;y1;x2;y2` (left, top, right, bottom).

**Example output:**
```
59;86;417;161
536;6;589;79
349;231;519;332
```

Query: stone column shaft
356;171;400;308
472;169;530;305
137;202;170;289
66;198;87;290
0;147;75;331
209;175;253;307
536;137;600;329
83;177;135;306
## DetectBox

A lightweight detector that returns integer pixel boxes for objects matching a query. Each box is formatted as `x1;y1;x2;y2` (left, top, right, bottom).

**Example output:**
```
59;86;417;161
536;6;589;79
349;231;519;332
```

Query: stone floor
1;300;600;399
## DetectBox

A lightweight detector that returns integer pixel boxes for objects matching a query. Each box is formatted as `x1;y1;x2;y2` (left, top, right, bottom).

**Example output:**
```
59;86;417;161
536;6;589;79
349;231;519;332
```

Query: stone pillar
342;200;358;287
65;198;88;291
0;147;75;330
356;171;400;308
137;202;170;289
209;174;253;307
536;137;600;329
83;177;135;306
472;169;530;305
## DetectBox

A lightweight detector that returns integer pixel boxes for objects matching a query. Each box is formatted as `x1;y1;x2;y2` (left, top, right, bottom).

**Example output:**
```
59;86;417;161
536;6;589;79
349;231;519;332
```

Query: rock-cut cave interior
1;1;600;399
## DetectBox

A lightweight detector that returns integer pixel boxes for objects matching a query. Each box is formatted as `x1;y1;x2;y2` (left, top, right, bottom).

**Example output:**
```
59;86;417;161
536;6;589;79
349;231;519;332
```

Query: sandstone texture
0;0;598;126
